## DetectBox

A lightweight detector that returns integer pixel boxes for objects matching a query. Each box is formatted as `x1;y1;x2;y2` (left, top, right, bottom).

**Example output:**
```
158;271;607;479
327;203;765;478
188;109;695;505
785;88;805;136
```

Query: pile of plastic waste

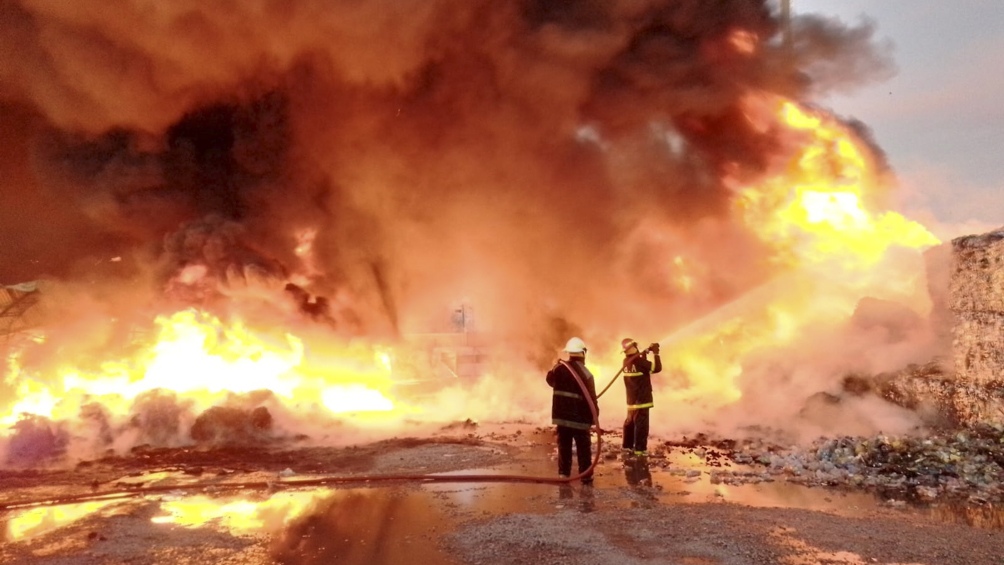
658;425;1004;503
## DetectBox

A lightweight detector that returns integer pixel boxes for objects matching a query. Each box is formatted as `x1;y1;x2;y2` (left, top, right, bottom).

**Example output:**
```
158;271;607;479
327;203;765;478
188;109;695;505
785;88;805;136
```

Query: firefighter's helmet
564;337;587;354
621;338;638;351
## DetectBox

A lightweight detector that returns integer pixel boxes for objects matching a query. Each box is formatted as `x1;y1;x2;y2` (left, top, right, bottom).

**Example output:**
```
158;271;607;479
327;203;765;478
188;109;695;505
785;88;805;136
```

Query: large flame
648;97;939;407
738;100;938;268
2;308;401;434
0;95;942;448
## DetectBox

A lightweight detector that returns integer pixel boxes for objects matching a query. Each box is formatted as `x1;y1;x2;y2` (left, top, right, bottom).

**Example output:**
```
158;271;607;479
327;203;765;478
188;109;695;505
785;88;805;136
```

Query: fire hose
0;360;606;512
596;344;657;399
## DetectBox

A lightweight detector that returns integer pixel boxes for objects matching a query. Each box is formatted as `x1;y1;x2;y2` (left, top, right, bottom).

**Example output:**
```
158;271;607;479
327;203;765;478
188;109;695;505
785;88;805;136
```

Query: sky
798;0;1004;231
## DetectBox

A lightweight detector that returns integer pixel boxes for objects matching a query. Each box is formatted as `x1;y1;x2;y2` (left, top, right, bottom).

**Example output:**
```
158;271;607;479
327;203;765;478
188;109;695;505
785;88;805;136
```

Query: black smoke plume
0;0;894;341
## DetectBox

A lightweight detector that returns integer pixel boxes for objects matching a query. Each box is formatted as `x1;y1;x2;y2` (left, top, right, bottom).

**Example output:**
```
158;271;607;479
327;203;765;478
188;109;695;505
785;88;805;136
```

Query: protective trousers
622;408;650;452
556;425;592;480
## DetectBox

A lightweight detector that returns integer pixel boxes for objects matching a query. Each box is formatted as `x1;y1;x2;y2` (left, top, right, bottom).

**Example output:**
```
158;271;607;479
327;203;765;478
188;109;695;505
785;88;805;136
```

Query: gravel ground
445;494;1004;565
4;422;1004;564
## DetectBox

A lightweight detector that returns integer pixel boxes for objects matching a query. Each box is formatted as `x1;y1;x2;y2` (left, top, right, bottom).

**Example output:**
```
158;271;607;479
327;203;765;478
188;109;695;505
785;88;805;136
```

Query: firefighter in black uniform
545;336;598;484
621;338;661;457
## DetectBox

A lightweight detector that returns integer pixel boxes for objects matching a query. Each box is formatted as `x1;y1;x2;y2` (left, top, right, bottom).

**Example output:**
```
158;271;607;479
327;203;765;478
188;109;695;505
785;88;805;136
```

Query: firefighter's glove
648;343;660;354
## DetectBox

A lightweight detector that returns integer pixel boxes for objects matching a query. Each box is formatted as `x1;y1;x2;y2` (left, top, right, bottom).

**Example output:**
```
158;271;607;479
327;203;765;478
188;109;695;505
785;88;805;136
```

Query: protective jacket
546;359;598;430
622;353;662;409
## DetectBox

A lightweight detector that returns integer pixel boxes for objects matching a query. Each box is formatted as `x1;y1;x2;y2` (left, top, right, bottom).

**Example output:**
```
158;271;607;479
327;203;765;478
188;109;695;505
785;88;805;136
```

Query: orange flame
151;490;330;532
4;501;124;542
2;308;401;433
2;491;330;542
653;97;940;406
0;96;944;441
738;101;939;268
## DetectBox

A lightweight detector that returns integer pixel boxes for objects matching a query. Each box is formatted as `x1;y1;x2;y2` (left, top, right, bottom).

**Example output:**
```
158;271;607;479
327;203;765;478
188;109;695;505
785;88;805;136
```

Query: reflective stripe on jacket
546;358;598;430
623;353;662;410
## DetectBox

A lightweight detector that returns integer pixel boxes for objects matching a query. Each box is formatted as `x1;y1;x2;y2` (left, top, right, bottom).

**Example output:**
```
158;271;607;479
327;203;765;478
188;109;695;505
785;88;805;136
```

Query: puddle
164;466;574;564
268;488;460;565
423;469;566;514
8;432;1004;561
452;434;1004;531
623;454;1004;531
490;433;882;515
423;457;882;518
2;500;133;542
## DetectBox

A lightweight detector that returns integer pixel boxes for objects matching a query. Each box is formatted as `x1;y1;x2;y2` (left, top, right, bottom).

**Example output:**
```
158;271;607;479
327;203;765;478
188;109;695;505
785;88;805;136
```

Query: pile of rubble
659;425;1004;503
841;360;957;427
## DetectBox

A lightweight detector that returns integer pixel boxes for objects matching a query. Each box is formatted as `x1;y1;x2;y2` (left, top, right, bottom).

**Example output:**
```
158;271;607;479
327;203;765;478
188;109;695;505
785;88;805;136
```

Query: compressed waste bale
949;229;1004;313
950;227;1004;426
953;381;1004;427
952;311;1004;383
874;361;958;426
838;361;957;427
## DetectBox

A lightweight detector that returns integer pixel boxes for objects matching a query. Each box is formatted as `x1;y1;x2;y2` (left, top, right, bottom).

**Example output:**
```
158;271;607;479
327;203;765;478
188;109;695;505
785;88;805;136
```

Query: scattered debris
660;424;1004;502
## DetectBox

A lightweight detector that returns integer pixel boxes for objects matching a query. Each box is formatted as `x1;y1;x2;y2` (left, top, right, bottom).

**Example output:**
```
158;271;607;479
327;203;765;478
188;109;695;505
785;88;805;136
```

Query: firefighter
545;336;598;484
621;338;662;457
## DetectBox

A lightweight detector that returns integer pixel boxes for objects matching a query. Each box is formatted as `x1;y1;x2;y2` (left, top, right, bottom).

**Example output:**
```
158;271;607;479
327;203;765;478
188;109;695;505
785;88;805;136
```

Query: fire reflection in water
152;489;332;533
269;489;453;565
148;487;454;564
4;500;124;542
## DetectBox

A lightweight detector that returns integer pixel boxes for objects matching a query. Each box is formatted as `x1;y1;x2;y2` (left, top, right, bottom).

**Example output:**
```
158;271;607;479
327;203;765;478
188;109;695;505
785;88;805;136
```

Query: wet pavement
6;433;1004;564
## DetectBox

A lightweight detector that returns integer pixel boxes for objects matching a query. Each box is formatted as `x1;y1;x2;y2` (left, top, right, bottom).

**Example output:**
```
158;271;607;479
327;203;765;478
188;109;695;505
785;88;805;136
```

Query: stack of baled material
950;228;1004;425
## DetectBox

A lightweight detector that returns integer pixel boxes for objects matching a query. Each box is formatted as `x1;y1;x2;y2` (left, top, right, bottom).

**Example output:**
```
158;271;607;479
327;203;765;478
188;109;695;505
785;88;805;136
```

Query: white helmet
564;337;587;354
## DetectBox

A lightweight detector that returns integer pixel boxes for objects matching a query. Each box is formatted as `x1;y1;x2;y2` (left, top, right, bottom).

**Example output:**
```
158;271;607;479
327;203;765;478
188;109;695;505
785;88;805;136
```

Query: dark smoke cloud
790;13;896;96
0;0;894;345
0;102;128;283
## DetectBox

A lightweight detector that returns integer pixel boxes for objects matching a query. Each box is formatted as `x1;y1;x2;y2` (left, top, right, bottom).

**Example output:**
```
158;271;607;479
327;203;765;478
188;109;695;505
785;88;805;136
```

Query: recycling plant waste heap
0;0;965;459
950;230;1004;426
